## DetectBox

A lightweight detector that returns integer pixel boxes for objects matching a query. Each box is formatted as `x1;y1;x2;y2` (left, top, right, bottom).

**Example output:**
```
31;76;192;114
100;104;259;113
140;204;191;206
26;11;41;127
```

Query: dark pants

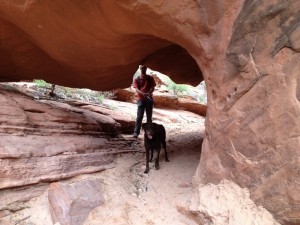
134;99;153;135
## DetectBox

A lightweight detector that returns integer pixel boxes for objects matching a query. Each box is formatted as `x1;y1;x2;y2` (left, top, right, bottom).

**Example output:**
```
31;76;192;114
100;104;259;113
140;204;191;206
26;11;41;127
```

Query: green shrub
197;95;207;104
166;80;189;95
33;79;51;88
97;95;104;103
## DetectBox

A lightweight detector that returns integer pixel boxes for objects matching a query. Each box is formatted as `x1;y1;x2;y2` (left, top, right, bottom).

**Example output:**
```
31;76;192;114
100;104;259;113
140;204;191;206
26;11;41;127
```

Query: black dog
142;122;169;173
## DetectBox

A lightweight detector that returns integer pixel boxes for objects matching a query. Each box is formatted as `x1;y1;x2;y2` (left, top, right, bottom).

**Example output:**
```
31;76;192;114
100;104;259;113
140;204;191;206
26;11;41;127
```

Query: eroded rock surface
189;180;280;225
0;84;137;190
49;179;104;225
194;1;300;224
0;1;299;224
0;1;202;89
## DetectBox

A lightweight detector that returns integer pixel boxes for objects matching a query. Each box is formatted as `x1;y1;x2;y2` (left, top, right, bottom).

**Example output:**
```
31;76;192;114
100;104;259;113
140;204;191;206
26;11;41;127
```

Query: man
132;65;156;138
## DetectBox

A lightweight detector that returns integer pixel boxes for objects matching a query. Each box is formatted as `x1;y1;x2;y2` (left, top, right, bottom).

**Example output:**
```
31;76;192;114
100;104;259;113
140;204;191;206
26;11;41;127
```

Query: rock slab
48;179;104;225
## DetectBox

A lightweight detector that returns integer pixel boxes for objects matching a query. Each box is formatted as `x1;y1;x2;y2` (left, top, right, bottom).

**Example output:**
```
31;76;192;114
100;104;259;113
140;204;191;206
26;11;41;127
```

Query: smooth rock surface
48;179;104;225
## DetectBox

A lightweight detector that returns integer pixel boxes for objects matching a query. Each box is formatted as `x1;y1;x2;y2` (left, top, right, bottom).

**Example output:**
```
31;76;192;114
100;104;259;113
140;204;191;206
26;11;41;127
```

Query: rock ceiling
0;1;299;224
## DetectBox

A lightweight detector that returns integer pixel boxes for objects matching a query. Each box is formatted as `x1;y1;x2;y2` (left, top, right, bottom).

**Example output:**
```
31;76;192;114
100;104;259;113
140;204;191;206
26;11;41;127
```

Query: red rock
48;179;104;225
0;1;299;224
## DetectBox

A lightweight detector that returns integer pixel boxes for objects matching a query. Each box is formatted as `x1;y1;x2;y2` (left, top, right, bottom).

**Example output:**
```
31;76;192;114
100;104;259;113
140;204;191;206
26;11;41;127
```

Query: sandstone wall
193;1;300;224
0;0;299;224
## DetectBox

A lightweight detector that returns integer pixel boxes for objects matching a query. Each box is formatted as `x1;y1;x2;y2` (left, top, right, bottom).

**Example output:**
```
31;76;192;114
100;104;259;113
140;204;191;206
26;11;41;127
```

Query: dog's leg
161;125;169;162
149;148;154;162
144;147;150;174
162;141;169;162
155;147;160;170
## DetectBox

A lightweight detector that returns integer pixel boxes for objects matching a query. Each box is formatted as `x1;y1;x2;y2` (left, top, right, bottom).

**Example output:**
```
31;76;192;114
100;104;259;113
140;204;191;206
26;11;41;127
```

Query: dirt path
83;119;204;225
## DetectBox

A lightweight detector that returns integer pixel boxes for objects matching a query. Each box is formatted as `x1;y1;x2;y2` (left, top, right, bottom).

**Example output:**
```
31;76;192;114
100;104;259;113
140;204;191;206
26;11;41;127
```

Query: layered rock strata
0;0;299;224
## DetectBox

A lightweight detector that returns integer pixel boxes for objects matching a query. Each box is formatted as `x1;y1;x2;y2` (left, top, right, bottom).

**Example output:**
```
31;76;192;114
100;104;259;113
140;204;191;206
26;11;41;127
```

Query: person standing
132;65;156;138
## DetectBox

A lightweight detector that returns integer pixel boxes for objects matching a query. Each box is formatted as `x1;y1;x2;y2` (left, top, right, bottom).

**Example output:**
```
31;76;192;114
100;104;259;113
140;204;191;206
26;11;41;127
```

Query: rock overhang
0;1;299;224
0;0;204;90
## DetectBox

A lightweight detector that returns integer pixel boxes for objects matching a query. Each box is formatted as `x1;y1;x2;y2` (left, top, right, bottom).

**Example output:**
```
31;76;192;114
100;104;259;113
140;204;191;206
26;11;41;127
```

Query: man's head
140;65;147;74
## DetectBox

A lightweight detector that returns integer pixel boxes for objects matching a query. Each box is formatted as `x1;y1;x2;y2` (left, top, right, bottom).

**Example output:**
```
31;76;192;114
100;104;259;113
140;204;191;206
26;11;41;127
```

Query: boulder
48;179;104;225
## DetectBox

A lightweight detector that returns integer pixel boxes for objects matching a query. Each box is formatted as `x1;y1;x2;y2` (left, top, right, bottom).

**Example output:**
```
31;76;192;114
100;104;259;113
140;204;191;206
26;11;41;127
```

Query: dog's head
142;122;156;140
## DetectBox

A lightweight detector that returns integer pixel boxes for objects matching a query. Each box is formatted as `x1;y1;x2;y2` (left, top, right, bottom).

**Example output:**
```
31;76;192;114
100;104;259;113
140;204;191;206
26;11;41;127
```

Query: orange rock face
0;1;299;224
0;0;202;89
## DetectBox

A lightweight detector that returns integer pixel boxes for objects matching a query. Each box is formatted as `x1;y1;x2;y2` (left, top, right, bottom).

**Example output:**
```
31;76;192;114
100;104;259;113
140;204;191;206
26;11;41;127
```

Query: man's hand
136;88;145;95
136;88;150;97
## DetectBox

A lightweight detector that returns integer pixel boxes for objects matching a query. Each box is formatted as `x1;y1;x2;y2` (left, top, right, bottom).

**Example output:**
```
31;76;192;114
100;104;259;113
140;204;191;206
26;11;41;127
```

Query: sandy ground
83;120;204;225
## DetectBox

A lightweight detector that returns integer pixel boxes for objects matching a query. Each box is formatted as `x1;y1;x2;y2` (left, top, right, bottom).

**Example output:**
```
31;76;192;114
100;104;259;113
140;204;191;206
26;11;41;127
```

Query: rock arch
0;0;299;224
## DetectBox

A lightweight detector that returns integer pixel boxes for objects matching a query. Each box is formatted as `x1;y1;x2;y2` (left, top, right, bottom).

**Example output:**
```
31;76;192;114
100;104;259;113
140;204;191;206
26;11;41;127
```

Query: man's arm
148;87;154;95
133;77;147;96
147;76;156;95
135;86;146;95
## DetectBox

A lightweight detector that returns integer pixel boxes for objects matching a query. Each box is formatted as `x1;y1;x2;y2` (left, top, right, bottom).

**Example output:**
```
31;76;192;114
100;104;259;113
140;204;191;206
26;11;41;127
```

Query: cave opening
0;21;209;225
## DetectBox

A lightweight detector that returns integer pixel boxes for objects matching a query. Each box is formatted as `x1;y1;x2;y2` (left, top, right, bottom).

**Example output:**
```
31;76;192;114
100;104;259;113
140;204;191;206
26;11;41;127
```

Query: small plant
30;79;117;106
97;95;104;103
197;95;207;104
98;91;116;100
166;80;189;95
63;87;74;97
33;79;51;88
